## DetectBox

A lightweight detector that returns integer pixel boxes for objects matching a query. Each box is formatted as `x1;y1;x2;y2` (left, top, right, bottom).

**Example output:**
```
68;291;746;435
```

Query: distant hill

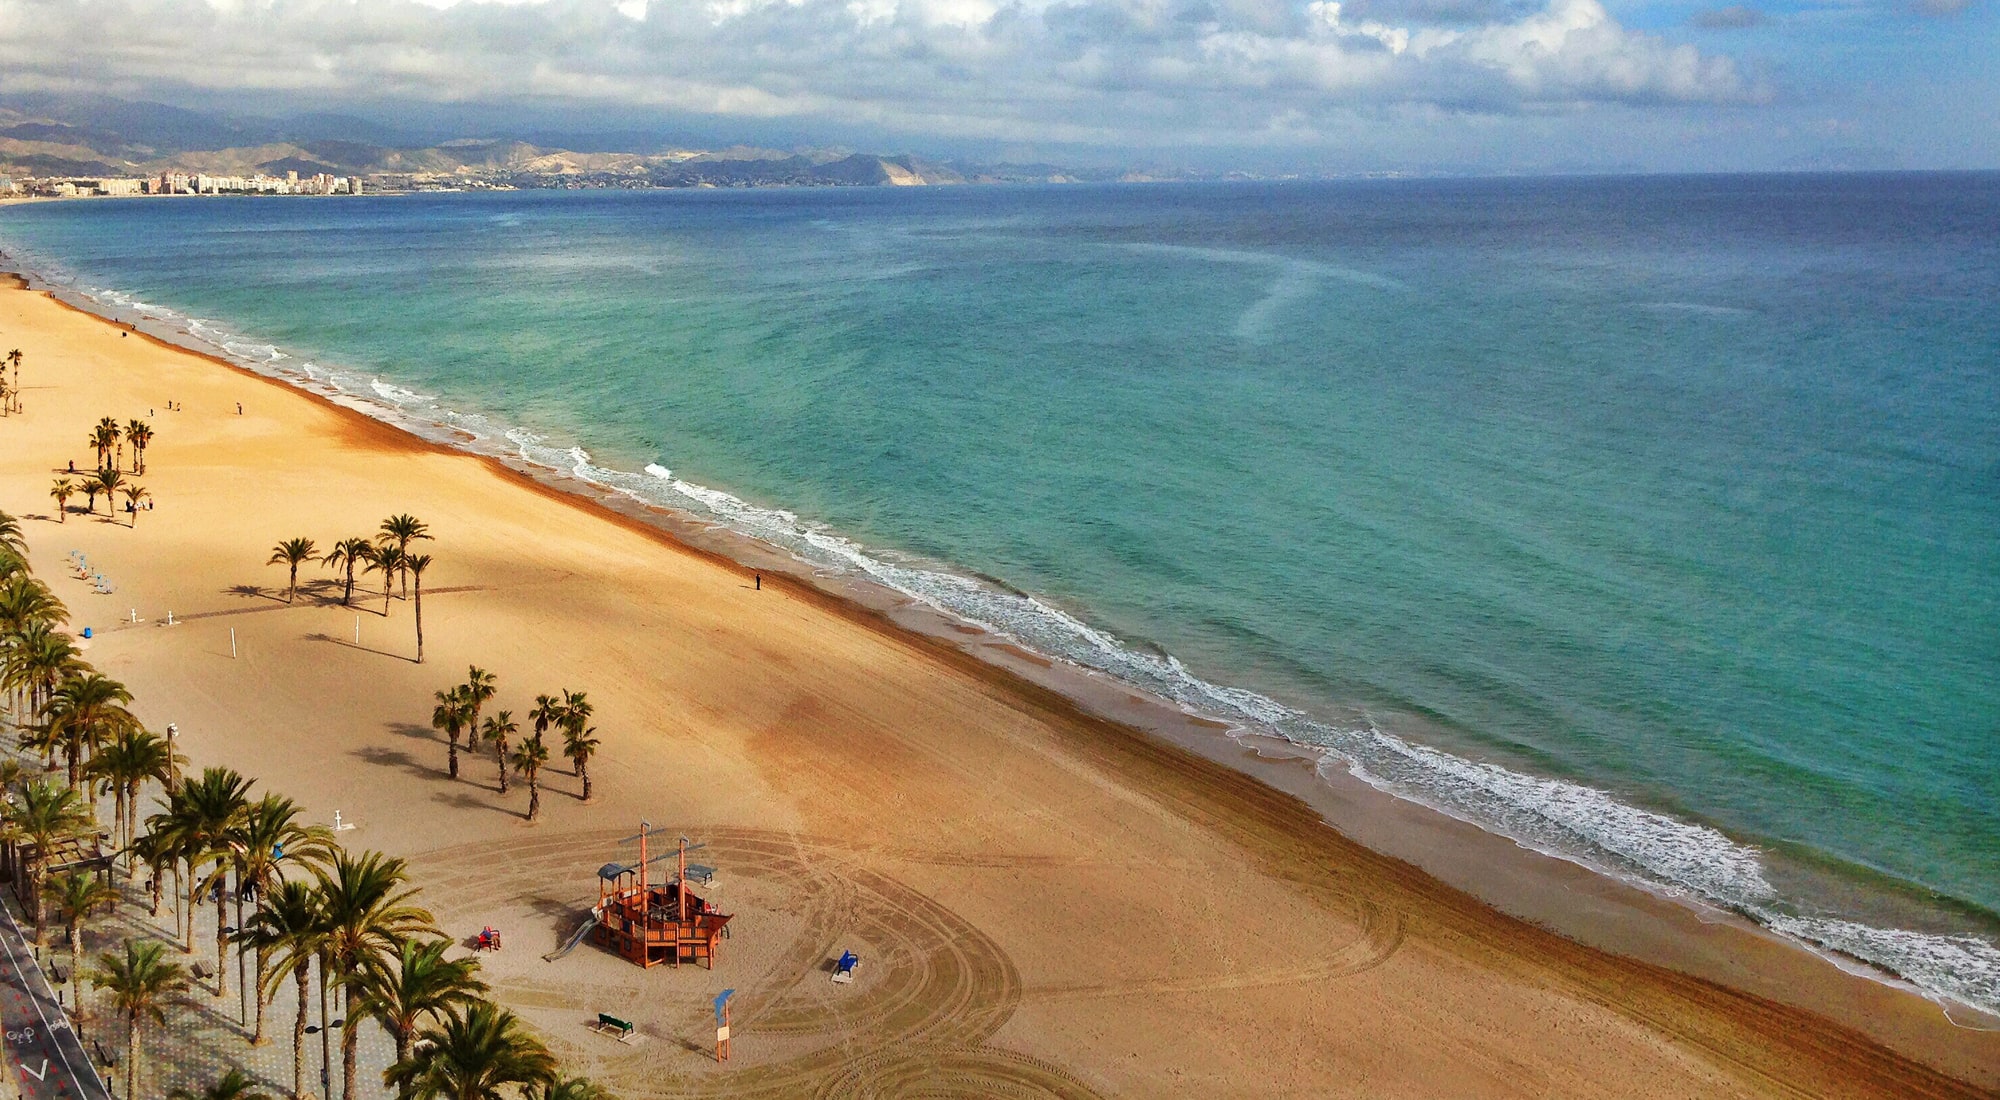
0;93;1165;189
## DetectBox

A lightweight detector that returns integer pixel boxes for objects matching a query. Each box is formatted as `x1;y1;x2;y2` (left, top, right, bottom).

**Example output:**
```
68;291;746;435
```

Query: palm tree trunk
215;879;230;998
125;1015;139;1100
414;581;423;662
392;1027;411;1099
528;775;540;821
293;968;310;1100
68;925;81;1017
289;564;299;603
341;986;360;1100
184;865;197;953
495;741;509;794
581;764;592;803
252;946;269;1044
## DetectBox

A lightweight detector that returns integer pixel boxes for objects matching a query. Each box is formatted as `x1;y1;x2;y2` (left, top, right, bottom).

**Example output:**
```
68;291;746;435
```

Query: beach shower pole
231;628;237;659
355;615;360;644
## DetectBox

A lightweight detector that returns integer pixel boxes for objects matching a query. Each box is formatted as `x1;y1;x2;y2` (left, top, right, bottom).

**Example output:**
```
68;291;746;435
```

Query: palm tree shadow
227;584;287;604
352;745;433;781
384;722;439;745
303;632;416;664
432;789;518;819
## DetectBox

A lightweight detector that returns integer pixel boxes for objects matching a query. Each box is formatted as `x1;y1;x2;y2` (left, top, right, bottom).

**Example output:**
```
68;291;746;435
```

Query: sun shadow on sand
353;744;432;781
385;721;439;745
432;788;522;819
304;631;415;663
228;583;287;604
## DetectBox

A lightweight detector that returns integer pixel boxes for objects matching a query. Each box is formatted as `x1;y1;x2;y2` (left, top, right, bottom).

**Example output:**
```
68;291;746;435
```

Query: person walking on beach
237;402;243;415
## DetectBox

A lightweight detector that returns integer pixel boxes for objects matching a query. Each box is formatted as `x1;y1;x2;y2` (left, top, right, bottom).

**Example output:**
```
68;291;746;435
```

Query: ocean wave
12;256;2000;1019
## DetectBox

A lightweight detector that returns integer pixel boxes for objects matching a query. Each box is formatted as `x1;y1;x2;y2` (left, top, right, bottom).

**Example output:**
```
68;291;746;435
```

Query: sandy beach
1;273;1994;1098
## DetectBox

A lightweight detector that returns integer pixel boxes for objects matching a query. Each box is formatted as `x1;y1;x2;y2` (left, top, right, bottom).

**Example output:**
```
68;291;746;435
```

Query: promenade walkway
0;901;110;1100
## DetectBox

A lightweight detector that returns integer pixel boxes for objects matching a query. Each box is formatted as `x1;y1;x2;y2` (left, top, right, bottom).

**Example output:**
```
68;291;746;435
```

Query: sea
3;174;1996;1016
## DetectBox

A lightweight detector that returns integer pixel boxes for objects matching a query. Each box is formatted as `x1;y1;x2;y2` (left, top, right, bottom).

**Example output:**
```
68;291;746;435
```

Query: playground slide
543;915;600;962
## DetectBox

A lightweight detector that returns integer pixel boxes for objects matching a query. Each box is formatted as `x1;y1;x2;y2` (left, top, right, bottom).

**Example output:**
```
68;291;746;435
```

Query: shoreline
5;263;1998;1092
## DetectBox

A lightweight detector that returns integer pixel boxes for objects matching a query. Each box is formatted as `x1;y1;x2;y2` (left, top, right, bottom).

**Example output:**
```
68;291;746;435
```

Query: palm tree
126;420;154;474
89;727;179;854
480;711;517;795
128;829;172;919
510;736;549;822
233;796;335;1045
46;671;137;793
50;478;75;522
50;870;120;1016
169;1068;276;1100
121;484;150;525
0;572;65;636
322;538;373;607
529;695;563;748
384;1002;556;1100
92;418;121;470
4;621;82;731
90;939;189;1100
527;1079;616;1100
249;880;327;1100
431;687;471;781
377;515;431;600
316;851;436;1100
2;778;94;942
355;938;487;1073
176;767;255;990
561;724;600;804
268;538;318;604
82;478;102;516
559;691;597;802
405;553;432;661
6;348;19;413
462;666;497;748
367;543;406;617
94;469;126;517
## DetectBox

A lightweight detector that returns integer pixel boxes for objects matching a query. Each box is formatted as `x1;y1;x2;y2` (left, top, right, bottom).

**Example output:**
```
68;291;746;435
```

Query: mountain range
0;94;1156;188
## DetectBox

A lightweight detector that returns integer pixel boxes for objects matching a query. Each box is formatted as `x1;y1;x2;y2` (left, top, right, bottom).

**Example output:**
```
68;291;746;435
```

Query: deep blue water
4;174;1997;1010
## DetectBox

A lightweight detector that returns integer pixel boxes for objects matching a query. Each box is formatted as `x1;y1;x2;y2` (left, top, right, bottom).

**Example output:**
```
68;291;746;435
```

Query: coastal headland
0;274;1994;1098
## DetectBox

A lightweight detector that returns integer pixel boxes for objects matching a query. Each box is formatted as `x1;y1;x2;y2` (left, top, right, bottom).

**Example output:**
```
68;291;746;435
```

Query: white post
355;615;361;645
230;628;237;659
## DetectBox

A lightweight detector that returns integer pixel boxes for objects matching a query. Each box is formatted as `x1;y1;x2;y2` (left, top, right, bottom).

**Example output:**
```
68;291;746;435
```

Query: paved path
0;901;111;1100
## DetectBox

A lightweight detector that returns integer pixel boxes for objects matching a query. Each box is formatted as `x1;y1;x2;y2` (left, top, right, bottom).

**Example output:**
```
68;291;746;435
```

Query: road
0;899;111;1100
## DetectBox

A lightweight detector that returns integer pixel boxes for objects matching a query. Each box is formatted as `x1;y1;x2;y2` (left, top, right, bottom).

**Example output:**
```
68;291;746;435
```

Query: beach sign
715;989;735;1062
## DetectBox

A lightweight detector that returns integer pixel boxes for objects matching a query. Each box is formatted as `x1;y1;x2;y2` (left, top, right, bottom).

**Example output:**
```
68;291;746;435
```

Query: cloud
0;0;1763;147
1693;4;1766;27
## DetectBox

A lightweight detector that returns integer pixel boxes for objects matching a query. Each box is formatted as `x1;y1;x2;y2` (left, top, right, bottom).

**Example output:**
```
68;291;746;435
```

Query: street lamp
305;1017;347;1100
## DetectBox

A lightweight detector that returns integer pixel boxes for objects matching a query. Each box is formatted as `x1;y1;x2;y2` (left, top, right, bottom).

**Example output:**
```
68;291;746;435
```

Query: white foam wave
12;255;1999;1019
369;379;437;405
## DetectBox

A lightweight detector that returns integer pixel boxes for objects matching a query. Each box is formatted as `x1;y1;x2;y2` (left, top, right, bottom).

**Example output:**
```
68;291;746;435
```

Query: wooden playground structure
575;822;732;969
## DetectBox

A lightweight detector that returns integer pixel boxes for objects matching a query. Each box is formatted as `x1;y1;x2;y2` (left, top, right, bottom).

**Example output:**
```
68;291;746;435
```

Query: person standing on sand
237;402;243;415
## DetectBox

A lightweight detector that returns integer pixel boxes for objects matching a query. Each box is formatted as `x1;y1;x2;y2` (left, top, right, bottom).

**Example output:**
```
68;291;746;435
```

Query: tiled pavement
18;873;398;1100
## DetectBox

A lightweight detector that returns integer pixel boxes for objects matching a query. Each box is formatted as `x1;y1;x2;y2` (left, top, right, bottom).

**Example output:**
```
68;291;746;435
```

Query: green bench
592;1013;636;1043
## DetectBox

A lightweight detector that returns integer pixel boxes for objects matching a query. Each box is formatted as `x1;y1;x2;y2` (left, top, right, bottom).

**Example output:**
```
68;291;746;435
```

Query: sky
0;0;1994;171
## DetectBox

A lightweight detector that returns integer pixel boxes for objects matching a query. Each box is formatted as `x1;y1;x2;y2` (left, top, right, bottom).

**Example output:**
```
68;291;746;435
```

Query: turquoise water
4;176;1997;1011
